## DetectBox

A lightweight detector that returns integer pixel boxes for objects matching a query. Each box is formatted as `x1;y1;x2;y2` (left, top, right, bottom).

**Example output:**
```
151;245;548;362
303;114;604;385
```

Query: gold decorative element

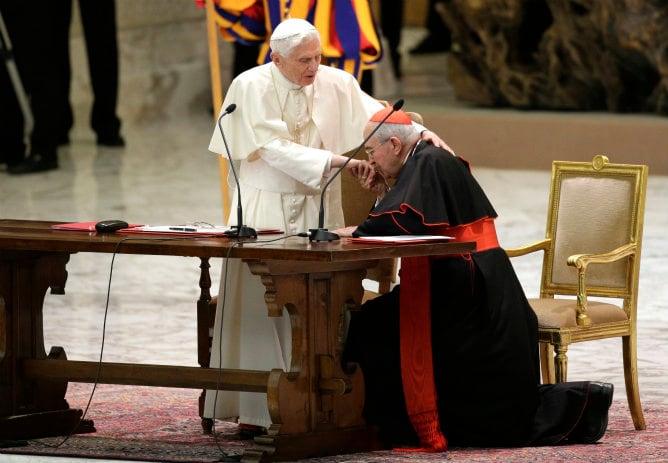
592;154;609;170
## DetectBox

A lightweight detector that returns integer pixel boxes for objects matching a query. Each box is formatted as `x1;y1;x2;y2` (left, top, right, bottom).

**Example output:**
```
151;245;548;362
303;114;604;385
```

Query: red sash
399;218;499;452
441;217;499;252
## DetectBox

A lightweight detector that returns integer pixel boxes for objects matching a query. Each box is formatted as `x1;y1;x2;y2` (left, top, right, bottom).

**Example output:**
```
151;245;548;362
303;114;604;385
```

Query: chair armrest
504;238;551;258
566;242;637;269
567;242;637;326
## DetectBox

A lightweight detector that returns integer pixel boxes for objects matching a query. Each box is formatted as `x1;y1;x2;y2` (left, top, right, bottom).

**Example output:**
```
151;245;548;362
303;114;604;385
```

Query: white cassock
204;62;383;428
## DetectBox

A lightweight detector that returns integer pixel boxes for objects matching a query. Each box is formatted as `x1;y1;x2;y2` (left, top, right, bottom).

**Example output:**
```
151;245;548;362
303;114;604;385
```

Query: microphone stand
308;99;405;242
217;104;257;238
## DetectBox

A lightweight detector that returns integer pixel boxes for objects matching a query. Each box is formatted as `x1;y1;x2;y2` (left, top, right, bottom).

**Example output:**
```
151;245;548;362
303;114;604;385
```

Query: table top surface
0;219;475;262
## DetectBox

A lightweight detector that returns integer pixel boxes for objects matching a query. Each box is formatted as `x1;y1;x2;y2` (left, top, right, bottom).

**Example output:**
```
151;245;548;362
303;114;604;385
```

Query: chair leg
539;343;555;384
623;334;646;430
553;343;569;382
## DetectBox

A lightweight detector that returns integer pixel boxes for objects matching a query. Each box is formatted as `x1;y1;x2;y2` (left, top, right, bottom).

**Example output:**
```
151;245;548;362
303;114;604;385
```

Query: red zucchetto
370;107;413;125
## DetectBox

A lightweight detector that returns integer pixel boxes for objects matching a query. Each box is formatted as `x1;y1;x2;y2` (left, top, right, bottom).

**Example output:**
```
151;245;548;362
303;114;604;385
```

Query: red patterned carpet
2;383;667;462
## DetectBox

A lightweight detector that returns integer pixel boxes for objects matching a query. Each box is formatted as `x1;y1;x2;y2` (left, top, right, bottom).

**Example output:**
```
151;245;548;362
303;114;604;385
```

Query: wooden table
0;219;474;462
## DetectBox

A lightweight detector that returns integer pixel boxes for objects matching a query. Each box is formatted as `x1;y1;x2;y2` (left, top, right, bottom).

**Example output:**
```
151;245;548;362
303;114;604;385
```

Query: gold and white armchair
506;155;648;430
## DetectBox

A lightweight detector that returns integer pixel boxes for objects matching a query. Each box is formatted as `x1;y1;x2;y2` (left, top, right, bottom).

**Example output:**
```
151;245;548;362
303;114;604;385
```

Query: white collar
270;63;304;91
401;139;421;167
270;63;314;116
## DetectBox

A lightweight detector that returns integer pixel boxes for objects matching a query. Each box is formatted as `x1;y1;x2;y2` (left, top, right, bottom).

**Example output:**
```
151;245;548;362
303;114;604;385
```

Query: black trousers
59;0;121;139
379;0;404;79
0;0;66;163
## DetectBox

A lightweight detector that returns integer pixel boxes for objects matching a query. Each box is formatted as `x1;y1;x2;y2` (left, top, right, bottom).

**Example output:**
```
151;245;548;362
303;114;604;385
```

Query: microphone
217;103;257;238
308;98;405;242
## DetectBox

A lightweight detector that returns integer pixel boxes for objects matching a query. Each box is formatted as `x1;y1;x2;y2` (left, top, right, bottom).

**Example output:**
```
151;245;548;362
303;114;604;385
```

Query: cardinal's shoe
569;382;614;443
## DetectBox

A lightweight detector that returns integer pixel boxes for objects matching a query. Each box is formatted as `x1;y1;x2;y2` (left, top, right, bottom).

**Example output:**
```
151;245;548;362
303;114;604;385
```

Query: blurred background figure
379;0;404;80
0;0;123;175
409;0;451;55
205;0;382;85
59;0;124;148
0;0;66;174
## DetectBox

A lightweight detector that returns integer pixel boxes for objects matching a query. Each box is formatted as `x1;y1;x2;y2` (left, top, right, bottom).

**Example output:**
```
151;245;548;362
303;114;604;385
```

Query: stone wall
69;0;233;126
438;0;668;115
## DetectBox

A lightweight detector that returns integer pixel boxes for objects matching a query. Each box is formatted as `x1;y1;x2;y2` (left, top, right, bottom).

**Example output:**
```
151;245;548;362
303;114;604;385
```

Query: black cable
32;232;304;460
207;233;304;459
209;241;238;457
33;234;239;449
41;236;130;449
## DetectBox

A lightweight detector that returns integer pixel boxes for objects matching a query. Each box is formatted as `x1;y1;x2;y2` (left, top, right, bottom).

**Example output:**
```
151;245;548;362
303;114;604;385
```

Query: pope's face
272;38;321;87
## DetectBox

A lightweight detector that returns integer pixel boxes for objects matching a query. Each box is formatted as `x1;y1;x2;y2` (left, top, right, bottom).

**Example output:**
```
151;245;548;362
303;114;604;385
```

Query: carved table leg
0;251;94;439
196;257;215;434
242;260;385;462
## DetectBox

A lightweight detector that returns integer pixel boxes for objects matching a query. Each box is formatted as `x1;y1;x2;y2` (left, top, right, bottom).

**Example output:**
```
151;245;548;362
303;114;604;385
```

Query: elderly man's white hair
270;18;320;56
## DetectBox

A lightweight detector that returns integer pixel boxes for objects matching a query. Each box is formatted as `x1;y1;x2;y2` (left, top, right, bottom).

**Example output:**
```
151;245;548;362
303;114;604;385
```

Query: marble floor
1;30;667;463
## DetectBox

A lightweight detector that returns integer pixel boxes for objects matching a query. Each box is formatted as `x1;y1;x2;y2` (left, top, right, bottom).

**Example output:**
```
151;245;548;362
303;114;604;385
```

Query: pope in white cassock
205;18;444;432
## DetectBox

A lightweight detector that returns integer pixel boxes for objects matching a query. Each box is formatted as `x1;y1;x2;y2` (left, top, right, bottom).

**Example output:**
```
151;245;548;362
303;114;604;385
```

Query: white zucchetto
271;18;316;41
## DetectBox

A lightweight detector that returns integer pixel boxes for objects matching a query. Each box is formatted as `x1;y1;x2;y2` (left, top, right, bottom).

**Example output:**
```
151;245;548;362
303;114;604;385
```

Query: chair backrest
341;174;376;224
540;155;648;313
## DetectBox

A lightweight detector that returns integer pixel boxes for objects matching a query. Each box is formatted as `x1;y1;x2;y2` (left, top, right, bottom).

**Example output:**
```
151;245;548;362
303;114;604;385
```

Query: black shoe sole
7;159;58;175
570;382;614;444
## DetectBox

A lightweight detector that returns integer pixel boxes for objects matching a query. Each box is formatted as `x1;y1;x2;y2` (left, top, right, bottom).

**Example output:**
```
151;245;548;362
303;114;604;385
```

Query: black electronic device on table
95;220;129;233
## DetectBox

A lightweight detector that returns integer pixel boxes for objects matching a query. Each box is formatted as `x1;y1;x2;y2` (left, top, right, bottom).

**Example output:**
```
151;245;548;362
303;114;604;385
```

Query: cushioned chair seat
530;299;629;328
